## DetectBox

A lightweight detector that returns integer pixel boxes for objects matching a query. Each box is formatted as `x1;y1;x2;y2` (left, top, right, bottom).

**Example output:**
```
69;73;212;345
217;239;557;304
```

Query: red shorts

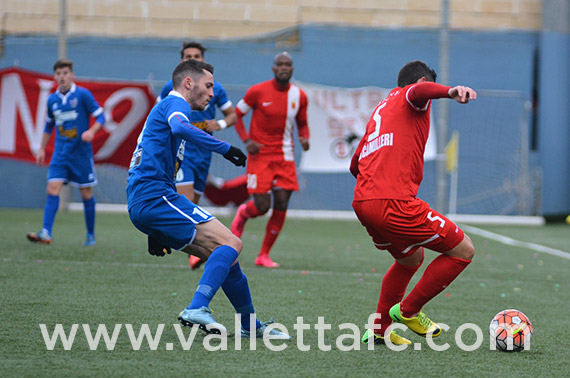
246;155;298;194
352;198;464;259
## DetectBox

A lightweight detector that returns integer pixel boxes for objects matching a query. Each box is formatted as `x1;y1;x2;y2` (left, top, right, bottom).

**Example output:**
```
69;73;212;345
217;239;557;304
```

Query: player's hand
148;235;171;257
223;146;247;167
448;86;477;104
299;137;310;151
244;139;262;155
81;129;96;142
205;119;220;133
36;149;46;165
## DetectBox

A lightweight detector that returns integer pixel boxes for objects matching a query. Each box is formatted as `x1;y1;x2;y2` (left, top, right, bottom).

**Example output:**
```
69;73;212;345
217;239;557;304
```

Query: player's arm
235;94;262;155
168;110;246;166
297;92;310;151
448;85;477;103
205;104;236;132
36;130;52;166
81;90;106;143
234;99;250;141
349;136;366;178
407;82;477;109
205;86;237;132
36;104;56;165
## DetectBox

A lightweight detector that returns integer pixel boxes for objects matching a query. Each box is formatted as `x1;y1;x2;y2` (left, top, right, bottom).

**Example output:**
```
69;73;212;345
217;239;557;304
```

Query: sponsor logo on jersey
53;109;79;124
359;132;394;159
191;121;208;130
57;125;78;139
262;101;272;107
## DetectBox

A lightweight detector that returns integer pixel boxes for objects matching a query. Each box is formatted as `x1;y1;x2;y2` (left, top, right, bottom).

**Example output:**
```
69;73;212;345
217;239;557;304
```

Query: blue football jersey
127;91;231;207
160;80;232;165
45;83;104;163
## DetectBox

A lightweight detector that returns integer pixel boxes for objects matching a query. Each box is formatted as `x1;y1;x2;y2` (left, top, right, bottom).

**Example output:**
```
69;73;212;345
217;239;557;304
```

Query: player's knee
256;202;270;215
226;234;243;254
444;234;474;260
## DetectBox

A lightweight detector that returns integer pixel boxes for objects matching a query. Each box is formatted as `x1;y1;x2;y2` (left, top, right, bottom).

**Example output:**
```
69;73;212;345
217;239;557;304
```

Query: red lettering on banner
0;67;155;168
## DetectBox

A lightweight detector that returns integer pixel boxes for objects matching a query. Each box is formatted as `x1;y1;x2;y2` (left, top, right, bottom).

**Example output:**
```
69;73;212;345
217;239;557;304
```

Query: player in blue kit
27;59;105;246
159;41;237;270
127;59;290;338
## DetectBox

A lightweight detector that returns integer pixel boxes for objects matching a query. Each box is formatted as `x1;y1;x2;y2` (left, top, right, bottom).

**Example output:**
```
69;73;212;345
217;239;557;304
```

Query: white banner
297;81;437;173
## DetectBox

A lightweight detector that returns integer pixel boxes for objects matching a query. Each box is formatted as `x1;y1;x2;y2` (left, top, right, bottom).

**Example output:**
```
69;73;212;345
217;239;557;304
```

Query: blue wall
538;31;570;216
0;26;538;93
2;25;562;215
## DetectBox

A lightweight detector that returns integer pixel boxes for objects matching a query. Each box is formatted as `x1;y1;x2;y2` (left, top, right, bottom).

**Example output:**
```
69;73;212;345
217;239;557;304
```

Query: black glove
223;146;247;167
148;235;171;257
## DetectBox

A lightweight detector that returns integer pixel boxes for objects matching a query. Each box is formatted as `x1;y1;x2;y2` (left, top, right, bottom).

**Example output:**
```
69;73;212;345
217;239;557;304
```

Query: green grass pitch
1;209;569;376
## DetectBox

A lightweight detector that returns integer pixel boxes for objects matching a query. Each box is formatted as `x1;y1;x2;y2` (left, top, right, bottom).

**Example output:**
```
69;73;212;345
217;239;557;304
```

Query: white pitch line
461;224;570;260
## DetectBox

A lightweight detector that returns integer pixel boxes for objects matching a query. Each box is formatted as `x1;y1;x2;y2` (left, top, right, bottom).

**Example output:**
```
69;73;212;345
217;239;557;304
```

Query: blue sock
221;262;261;331
83;197;96;236
187;245;239;310
42;194;60;235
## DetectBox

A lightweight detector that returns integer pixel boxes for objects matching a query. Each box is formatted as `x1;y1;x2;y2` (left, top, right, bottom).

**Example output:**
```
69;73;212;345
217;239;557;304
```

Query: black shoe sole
178;317;222;335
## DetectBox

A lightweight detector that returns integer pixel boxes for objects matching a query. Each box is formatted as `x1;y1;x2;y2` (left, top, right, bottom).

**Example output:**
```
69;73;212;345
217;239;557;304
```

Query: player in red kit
352;61;477;346
231;52;310;268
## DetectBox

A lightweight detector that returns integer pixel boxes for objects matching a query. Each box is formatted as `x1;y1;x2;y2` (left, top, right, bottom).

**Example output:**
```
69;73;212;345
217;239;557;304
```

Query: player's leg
187;220;290;339
231;193;270;237
204;175;250;206
180;160;208;269
177;184;196;203
388;201;473;337
255;188;292;268
231;157;271;237
399;234;474;318
176;184;204;268
79;186;96;246
27;179;64;243
353;199;418;344
369;247;424;341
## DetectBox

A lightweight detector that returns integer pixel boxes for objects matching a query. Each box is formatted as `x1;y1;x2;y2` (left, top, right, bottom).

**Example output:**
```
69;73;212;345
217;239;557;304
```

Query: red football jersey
235;79;309;161
352;82;450;201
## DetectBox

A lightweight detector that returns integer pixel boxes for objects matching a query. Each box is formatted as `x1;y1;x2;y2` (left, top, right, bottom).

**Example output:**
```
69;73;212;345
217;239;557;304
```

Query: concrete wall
1;0;542;40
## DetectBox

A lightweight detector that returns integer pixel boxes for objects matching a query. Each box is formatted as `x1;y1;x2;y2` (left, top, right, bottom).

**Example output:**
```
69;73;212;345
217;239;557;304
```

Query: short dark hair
172;59;214;88
180;41;206;60
53;59;73;72
397;60;437;87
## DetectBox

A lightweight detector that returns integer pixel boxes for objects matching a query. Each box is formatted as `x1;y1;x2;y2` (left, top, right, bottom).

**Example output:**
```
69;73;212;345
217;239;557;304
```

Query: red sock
374;253;424;336
244;200;262;219
258;210;286;257
401;254;472;317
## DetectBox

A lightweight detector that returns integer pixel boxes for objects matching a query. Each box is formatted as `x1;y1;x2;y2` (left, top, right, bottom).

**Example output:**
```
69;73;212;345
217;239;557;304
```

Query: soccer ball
489;309;533;352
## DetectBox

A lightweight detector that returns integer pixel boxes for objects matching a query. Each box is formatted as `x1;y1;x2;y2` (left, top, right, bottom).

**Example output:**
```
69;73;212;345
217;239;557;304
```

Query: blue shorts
48;156;97;187
175;148;212;194
128;191;215;250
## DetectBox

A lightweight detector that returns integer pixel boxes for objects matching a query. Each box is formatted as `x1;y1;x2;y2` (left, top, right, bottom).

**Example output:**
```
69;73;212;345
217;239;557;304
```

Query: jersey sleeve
234;86;257;141
159;80;173;102
166;100;230;155
44;97;55;134
296;90;309;139
82;89;105;124
350;136;366;178
406;82;451;111
214;83;232;111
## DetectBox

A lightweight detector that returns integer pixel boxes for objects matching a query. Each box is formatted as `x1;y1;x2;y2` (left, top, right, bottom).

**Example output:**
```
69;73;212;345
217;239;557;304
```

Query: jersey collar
169;90;185;100
271;78;290;91
56;82;77;105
